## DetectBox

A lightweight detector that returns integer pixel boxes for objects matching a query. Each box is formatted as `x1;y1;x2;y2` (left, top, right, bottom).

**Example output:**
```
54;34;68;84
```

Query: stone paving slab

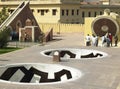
0;33;120;89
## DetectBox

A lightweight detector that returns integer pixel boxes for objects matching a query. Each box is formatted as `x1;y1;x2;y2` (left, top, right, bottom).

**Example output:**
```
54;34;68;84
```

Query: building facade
0;0;120;24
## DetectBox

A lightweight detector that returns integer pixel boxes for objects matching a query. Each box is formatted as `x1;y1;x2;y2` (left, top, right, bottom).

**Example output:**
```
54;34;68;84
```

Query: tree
0;6;10;48
0;27;10;48
0;6;9;25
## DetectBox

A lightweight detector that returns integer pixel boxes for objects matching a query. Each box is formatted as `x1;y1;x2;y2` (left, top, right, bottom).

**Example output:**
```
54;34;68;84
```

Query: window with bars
40;10;44;15
52;9;57;15
37;9;49;16
88;12;91;17
66;9;69;16
82;11;85;17
100;11;103;15
72;9;74;16
94;12;97;17
77;9;79;15
62;9;65;16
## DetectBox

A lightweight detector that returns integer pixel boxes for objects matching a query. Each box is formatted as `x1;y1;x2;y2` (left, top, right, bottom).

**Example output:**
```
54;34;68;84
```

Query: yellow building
0;0;120;24
1;0;120;33
0;0;83;24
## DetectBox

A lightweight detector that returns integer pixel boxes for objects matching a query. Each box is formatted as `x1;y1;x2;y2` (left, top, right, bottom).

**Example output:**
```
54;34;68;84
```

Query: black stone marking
44;50;104;59
0;66;72;83
27;67;50;83
20;67;34;83
81;53;103;58
0;67;19;80
60;51;76;58
55;69;72;81
45;51;51;55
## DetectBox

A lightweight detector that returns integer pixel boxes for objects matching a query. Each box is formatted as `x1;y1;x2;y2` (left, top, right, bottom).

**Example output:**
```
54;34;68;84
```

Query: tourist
24;32;27;42
101;35;106;47
106;35;110;47
85;34;91;46
108;33;113;46
91;34;96;46
91;34;99;47
114;35;118;46
95;35;99;47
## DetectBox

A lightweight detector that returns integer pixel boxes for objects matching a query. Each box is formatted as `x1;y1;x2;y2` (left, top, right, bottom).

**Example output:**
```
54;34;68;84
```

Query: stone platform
0;33;120;89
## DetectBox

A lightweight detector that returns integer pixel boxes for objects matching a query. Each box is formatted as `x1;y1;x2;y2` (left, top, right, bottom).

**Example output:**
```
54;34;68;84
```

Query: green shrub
0;6;9;25
0;6;10;48
0;27;10;48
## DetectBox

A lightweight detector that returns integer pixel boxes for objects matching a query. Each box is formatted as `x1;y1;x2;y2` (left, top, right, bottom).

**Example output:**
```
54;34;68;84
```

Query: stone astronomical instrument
91;9;120;36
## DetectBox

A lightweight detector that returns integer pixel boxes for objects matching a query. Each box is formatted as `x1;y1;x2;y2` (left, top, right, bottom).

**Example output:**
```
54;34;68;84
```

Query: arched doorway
31;19;36;26
7;26;13;41
12;20;22;41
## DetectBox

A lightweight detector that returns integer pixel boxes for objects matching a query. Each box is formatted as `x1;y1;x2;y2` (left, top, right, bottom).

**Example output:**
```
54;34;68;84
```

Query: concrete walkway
0;32;120;89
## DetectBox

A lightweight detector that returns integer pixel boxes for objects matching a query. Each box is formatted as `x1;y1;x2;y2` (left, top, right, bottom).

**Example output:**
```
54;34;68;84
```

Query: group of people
85;33;118;47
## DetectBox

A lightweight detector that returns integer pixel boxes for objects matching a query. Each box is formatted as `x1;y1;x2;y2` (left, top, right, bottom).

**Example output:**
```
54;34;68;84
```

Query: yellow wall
84;17;94;37
31;4;60;23
1;1;120;24
84;17;120;43
39;23;84;33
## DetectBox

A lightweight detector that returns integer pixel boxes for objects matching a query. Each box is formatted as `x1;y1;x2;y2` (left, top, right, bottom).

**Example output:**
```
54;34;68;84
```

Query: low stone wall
43;28;53;42
39;23;84;33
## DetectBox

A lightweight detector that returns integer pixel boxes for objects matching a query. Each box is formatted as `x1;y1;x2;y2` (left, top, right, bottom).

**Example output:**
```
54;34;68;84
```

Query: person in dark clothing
95;36;99;47
108;33;113;46
114;35;118;46
106;35;110;47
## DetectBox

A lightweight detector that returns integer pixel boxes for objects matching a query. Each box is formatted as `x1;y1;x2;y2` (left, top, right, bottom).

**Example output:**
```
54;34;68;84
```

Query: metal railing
8;41;39;48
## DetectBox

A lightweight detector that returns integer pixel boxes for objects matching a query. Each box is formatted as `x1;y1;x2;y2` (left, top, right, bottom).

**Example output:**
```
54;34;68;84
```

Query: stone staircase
0;1;29;31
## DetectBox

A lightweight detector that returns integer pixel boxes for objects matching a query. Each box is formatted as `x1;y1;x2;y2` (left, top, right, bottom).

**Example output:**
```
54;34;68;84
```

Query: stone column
32;26;34;42
19;28;22;41
53;51;61;62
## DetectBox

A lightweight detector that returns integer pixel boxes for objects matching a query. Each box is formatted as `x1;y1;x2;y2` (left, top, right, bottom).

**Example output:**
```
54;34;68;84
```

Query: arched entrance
7;26;13;41
31;19;36;26
11;20;22;41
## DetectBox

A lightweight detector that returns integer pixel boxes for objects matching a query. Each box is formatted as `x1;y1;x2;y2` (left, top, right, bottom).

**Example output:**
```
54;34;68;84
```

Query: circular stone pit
41;48;108;60
0;63;81;85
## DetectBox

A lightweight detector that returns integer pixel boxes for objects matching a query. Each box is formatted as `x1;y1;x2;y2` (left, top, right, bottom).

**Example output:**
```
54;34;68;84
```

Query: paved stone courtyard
0;32;120;89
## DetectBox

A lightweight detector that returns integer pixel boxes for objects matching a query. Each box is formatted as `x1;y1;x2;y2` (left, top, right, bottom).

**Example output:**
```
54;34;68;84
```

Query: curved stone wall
91;16;119;36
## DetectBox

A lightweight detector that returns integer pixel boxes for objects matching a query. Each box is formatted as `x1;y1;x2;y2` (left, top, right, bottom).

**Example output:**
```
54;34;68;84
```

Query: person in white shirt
85;34;91;46
91;34;96;46
95;35;98;47
101;35;106;47
91;34;99;47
